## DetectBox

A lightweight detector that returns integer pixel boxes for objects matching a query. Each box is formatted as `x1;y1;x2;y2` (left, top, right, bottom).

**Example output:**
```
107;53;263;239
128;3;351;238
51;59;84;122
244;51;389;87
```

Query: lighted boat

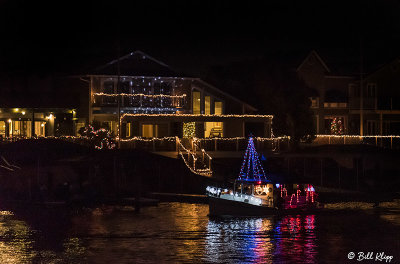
206;137;319;216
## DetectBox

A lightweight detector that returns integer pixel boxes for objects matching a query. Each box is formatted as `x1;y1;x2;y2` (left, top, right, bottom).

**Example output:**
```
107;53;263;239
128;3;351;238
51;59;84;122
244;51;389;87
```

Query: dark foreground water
0;203;399;263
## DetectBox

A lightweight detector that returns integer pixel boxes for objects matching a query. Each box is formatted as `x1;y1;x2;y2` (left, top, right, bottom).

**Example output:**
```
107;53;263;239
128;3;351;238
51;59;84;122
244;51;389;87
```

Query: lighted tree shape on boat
238;137;269;182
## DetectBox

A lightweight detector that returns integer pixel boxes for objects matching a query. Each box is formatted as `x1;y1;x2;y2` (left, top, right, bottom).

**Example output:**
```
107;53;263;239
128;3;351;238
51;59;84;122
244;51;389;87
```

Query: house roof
91;50;188;77
299;49;395;77
88;50;257;111
297;50;331;73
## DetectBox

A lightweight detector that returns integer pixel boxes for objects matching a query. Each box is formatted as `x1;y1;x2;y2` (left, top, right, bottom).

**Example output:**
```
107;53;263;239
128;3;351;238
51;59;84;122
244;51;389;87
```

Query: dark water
0;203;399;263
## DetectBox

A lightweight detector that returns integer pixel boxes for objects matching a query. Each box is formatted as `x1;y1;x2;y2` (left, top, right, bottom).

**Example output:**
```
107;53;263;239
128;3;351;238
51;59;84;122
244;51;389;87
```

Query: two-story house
349;57;400;135
297;50;356;135
75;51;272;139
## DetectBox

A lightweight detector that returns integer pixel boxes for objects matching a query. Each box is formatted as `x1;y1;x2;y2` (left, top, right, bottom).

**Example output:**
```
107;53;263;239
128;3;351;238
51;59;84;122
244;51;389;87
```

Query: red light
258;181;261;184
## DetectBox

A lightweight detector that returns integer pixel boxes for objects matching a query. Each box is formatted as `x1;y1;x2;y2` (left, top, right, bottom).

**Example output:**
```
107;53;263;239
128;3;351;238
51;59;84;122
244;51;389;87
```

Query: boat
206;136;320;216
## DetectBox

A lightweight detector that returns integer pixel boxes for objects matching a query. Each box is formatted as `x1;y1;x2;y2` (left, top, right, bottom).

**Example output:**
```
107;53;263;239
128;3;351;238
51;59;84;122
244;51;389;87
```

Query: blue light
275;183;280;188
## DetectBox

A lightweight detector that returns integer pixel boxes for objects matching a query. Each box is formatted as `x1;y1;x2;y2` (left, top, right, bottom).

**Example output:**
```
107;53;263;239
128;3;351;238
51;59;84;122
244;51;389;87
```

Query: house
297;50;356;135
75;51;273;139
0;75;77;139
298;50;400;136
349;57;400;135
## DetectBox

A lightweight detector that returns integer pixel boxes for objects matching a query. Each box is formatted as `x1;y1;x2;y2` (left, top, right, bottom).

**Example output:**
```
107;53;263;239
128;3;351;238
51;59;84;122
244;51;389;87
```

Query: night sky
1;0;400;76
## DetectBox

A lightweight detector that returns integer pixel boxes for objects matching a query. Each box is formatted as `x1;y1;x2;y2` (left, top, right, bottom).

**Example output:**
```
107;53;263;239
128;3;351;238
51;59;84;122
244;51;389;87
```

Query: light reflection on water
0;205;398;263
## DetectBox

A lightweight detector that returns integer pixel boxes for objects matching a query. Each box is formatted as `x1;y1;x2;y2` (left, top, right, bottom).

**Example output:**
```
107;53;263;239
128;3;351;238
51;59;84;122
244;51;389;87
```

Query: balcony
92;93;186;108
323;102;348;108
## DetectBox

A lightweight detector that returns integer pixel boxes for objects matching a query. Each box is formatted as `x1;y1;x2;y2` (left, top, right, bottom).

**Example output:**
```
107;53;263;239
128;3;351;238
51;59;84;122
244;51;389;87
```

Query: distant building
297;50;356;135
297;50;400;135
350;57;400;135
74;51;272;139
0;75;77;138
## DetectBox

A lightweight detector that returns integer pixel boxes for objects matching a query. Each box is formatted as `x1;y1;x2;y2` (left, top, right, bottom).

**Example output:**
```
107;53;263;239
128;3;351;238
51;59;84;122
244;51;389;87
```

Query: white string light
121;113;273;119
93;93;186;99
316;134;400;138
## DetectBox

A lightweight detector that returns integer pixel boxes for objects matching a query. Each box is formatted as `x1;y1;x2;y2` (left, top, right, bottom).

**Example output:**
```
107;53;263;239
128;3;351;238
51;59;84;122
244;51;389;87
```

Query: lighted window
310;97;319;108
126;122;132;137
205;96;211;115
142;124;154;138
214;101;223;115
205;122;223;138
0;121;5;137
367;83;377;97
192;91;201;114
34;121;46;137
76;122;85;136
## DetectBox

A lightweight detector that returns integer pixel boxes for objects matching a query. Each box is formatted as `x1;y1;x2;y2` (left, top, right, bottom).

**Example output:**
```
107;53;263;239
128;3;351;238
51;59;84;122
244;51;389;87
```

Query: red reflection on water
272;215;317;263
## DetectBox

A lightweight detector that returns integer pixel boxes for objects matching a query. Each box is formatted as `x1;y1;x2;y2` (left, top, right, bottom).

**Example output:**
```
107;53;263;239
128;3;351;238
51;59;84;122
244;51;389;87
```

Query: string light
176;137;212;177
183;122;195;138
93;93;186;99
120;136;176;142
238;137;269;182
79;125;116;149
121;113;273;120
316;135;400;138
330;117;343;135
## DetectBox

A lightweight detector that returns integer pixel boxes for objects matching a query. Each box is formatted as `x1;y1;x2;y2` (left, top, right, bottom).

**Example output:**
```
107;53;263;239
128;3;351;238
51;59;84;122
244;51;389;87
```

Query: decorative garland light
93;93;186;99
330;117;343;135
316;135;400;138
120;136;176;142
238;137;269;182
121;113;273;120
183;122;196;138
176;137;212;177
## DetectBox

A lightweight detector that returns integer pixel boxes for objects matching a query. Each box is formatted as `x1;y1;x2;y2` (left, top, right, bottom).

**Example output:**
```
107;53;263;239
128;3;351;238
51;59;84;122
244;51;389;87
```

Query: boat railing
206;186;270;206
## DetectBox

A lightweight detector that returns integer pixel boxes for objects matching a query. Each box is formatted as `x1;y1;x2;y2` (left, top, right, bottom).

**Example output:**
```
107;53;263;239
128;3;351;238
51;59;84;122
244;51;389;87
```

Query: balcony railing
311;135;400;149
92;93;186;108
323;102;347;108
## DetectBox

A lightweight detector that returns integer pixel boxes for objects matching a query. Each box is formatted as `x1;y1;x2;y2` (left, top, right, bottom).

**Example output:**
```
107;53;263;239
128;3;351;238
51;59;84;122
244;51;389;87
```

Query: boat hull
208;196;319;217
208;196;277;216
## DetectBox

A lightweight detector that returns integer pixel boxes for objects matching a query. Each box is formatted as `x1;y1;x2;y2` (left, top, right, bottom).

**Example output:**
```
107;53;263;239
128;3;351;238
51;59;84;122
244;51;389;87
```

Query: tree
78;124;116;149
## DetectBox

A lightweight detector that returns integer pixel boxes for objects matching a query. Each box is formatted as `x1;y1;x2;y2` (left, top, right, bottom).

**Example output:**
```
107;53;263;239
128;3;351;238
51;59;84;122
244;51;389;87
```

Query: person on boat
273;188;284;209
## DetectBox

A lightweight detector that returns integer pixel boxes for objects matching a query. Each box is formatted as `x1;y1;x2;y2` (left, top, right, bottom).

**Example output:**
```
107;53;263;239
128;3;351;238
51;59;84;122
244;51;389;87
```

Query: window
103;81;116;104
76;122;85;136
192;91;201;114
367;120;378;135
103;81;114;94
324;116;345;135
205;96;211;115
0;121;5;137
349;84;359;97
214;101;223;115
35;121;46;137
126;122;132;137
366;83;377;97
205;122;223;138
310;97;319;108
142;124;154;138
120;81;130;94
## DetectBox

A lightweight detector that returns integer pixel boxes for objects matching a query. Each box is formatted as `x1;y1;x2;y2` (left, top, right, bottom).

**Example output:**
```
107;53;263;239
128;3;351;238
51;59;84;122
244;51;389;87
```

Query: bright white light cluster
206;186;263;205
121;113;273;119
93;93;186;99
